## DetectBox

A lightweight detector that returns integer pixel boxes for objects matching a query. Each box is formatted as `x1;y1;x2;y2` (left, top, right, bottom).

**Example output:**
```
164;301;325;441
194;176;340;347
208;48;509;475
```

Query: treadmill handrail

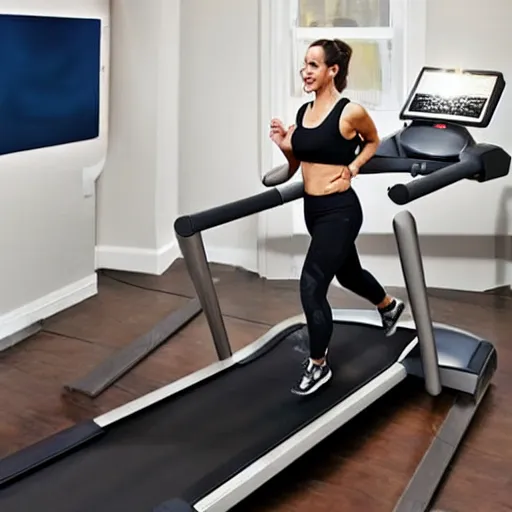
174;154;458;239
387;149;481;205
174;181;304;238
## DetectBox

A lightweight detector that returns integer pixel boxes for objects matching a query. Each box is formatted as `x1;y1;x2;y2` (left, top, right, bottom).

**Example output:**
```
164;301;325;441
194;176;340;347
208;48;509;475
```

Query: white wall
0;0;109;346
178;0;261;271
263;0;512;291
95;0;181;274
96;0;262;277
97;0;260;276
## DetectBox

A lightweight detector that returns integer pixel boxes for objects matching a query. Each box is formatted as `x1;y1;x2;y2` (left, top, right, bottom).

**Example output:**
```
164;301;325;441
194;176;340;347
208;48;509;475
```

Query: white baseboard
0;273;97;349
95;239;181;275
203;246;258;274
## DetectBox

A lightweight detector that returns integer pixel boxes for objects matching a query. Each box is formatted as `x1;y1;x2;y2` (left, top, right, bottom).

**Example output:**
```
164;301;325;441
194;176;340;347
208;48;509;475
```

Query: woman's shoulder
341;101;369;119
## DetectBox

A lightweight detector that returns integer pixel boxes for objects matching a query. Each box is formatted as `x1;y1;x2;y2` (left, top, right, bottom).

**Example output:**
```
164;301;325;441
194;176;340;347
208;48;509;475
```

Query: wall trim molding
203;245;259;275
0;273;97;349
95;239;181;275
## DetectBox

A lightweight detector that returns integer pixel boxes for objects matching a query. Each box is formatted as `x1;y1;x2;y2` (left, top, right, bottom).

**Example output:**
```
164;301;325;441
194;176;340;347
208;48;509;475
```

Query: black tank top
291;97;361;166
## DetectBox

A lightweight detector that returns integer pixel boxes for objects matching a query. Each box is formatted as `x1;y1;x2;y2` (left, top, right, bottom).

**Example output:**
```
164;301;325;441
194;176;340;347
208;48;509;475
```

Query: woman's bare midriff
301;162;350;196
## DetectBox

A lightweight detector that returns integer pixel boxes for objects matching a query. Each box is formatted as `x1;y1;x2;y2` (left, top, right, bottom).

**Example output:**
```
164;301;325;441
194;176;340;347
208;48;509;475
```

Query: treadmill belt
0;322;416;512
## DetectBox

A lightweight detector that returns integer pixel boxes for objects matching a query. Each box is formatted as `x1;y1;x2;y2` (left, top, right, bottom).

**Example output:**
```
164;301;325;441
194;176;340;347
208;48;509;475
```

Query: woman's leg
299;240;336;362
292;210;360;396
335;244;405;335
335;243;386;304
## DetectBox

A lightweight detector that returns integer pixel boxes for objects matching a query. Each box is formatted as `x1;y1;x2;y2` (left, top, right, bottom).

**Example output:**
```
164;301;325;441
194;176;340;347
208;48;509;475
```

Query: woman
269;38;405;396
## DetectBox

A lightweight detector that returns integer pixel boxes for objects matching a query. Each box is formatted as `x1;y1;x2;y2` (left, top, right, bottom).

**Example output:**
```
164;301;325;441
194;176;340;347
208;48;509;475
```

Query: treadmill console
377;67;506;163
362;67;511;203
400;67;505;128
391;67;505;161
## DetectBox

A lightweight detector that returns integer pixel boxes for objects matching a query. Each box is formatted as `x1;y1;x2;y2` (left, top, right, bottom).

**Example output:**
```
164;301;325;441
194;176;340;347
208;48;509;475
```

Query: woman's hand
324;166;352;193
270;118;295;151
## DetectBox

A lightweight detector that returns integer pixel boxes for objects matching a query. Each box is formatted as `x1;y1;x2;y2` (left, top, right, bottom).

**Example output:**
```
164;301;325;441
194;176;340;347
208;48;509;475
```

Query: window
290;0;412;111
298;0;390;27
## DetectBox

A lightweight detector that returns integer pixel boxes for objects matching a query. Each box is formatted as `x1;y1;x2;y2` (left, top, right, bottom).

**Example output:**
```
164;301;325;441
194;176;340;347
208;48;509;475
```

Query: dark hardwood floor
1;258;512;511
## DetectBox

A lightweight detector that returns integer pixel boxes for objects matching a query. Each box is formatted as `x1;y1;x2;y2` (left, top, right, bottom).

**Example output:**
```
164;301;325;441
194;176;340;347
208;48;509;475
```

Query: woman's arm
342;103;380;176
269;120;301;179
279;124;301;176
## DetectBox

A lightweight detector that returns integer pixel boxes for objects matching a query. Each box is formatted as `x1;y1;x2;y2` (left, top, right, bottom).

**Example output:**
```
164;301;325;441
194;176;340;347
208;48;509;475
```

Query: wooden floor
1;259;512;511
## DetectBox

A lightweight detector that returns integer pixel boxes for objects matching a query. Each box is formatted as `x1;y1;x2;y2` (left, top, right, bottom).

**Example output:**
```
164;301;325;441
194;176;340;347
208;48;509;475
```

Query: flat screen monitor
0;14;101;156
400;67;505;127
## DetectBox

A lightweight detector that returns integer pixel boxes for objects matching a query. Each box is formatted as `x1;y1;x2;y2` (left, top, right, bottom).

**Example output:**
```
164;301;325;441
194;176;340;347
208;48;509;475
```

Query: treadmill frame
0;313;490;512
0;310;419;510
0;180;498;512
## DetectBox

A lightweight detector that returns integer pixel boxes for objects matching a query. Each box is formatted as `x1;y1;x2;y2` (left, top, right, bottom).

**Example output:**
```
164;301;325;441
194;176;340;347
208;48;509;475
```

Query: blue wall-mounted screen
0;14;101;156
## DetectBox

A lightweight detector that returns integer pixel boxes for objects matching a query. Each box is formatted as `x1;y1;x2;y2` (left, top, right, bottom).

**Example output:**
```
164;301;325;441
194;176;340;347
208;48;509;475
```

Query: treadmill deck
0;322;416;512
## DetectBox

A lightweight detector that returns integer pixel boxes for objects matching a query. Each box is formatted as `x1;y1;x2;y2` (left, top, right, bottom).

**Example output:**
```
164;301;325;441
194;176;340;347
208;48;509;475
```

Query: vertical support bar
393;210;441;396
176;233;232;360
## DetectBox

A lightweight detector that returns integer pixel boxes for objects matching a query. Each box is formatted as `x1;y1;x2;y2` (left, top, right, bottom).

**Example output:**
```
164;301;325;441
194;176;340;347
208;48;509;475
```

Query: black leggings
300;188;386;360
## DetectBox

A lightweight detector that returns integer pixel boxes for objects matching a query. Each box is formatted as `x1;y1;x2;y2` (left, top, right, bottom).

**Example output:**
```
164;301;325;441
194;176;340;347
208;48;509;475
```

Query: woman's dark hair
308;38;352;92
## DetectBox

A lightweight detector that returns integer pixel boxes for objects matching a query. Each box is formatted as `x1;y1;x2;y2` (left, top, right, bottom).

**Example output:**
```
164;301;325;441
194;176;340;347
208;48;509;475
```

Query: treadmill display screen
401;68;499;125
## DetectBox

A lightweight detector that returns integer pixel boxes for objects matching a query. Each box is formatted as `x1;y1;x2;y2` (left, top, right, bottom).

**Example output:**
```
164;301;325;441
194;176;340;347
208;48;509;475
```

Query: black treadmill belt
0;322;416;512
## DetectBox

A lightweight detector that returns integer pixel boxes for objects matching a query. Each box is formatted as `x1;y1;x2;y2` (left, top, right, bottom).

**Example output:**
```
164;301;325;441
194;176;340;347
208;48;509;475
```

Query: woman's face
301;45;337;93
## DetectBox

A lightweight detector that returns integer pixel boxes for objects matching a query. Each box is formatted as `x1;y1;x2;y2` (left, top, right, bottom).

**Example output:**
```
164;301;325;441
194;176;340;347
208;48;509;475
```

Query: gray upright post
176;232;232;360
393;210;441;396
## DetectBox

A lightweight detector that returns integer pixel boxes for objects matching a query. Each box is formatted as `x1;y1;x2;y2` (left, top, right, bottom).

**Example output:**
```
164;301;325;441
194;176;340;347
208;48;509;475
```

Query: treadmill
0;66;509;512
